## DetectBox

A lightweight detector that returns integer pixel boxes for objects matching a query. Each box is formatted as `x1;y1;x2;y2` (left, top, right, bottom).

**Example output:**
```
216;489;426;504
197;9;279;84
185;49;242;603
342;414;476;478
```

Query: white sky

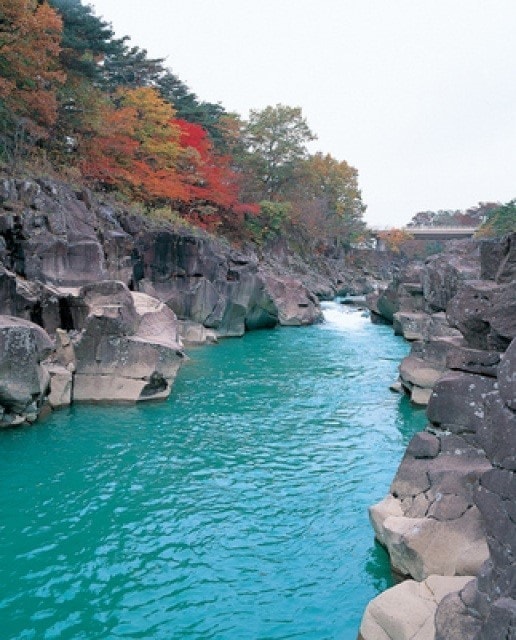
88;0;516;228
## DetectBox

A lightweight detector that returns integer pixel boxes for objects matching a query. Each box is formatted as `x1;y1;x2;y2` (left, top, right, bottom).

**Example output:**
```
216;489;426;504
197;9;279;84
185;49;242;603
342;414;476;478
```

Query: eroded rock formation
360;233;516;640
0;316;53;426
0;173;394;423
0;176;327;340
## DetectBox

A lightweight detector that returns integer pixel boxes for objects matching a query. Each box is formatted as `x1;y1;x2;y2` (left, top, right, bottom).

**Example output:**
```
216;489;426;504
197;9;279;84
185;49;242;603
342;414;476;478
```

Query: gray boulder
0;316;53;425
446;280;516;351
359;575;475;640
71;282;185;403
445;341;501;377
393;312;430;341
423;241;481;312
259;268;322;326
427;371;497;437
399;355;447;406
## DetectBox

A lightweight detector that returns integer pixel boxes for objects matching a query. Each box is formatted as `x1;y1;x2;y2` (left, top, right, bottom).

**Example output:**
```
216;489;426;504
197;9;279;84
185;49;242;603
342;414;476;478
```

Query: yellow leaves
81;86;189;204
377;229;414;253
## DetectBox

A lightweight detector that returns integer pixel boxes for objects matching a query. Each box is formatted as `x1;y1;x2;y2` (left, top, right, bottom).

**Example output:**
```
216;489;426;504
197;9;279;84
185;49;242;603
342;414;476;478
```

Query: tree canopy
241;104;316;201
0;0;65;156
0;0;367;249
477;200;516;237
407;203;498;228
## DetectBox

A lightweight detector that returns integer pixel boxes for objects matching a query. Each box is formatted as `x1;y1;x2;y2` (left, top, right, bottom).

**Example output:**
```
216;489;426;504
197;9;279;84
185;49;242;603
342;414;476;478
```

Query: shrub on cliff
477;199;516;237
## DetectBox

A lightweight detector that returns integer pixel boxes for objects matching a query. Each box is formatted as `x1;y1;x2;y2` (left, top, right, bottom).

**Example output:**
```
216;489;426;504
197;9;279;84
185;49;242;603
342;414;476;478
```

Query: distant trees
289;152;366;246
406;201;516;239
235;105;366;249
240;104;316;201
377;229;414;253
477;200;516;237
407;203;498;228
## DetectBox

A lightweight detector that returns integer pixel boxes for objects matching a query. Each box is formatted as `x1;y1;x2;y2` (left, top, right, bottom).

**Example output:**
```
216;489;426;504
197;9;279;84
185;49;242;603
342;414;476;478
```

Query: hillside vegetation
0;0;367;253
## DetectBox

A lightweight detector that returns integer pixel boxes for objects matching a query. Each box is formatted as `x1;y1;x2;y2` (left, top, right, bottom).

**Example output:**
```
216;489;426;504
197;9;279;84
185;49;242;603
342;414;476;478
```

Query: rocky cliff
0;173;393;426
360;234;516;640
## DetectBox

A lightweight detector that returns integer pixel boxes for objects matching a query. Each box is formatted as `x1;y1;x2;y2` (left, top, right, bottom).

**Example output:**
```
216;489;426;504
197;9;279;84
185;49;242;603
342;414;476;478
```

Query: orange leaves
81;87;187;204
0;0;65;138
377;229;414;253
81;88;244;218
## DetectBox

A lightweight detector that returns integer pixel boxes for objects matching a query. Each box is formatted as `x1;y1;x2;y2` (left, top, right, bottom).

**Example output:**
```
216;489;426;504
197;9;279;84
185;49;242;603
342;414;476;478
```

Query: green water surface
0;302;427;639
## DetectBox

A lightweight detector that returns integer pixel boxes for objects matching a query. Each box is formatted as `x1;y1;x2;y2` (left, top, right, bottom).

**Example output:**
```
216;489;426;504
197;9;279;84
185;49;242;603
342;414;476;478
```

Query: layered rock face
0;176;323;338
433;336;516;640
0;176;325;422
360;234;516;640
130;227;322;336
367;237;516;406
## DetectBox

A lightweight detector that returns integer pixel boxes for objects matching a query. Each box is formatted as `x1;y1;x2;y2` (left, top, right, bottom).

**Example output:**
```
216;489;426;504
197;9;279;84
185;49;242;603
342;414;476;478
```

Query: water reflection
364;541;394;592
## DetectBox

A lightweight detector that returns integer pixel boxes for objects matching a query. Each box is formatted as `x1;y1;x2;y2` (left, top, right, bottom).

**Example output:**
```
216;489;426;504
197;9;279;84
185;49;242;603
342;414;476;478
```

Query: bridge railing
404;226;479;232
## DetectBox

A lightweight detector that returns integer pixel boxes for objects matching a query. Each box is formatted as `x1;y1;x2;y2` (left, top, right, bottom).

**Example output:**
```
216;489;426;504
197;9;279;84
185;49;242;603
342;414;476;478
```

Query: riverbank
0;173;397;427
359;234;516;640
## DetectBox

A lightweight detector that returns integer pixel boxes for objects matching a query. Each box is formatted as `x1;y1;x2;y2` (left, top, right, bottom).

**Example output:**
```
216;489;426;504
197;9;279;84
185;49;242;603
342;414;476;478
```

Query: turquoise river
0;302;427;640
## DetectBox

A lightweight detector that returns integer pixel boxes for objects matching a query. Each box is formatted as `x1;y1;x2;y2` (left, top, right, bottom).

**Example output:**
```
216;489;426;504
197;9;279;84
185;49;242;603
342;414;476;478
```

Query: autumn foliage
0;0;366;245
0;0;65;143
81;87;188;204
80;88;242;226
377;229;414;253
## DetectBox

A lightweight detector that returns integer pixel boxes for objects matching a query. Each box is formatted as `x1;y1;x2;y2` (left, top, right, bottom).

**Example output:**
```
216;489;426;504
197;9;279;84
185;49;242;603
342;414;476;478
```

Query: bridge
403;226;479;241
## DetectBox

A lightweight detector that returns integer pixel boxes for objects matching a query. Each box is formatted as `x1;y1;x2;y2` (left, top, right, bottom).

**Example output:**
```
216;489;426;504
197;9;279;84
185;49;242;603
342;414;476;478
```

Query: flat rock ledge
358;575;474;640
0;280;190;425
369;495;488;581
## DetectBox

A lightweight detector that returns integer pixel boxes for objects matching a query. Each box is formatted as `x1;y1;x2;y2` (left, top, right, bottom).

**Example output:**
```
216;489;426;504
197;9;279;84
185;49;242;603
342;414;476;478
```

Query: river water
0;302;426;640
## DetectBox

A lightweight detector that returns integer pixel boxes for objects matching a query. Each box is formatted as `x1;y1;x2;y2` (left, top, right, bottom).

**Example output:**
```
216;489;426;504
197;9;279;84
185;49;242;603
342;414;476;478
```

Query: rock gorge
0;174;391;425
1;173;514;639
360;233;516;640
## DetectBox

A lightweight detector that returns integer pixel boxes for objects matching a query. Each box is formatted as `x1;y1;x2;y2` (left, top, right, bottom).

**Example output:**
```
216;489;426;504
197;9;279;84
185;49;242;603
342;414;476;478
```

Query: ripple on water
0;303;426;640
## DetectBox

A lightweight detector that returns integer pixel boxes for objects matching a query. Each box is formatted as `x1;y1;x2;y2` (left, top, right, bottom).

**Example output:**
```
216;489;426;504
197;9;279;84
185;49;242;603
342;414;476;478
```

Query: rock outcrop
134;232;322;336
368;237;515;407
0;176;326;339
70;282;185;403
0;316;53;426
360;233;516;640
359;575;475;640
434;335;516;640
0;280;187;425
0;173;395;423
